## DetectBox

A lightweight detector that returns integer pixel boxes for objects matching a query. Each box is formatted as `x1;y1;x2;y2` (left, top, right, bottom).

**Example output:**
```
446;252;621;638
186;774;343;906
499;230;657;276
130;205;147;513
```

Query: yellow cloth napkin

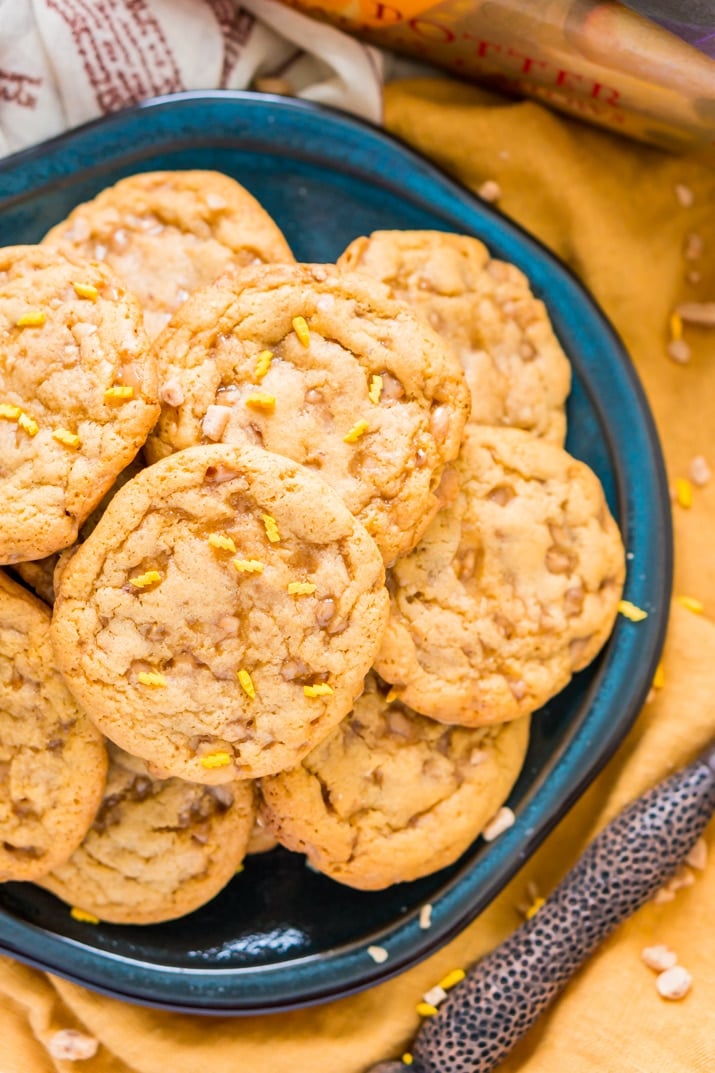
2;79;714;1072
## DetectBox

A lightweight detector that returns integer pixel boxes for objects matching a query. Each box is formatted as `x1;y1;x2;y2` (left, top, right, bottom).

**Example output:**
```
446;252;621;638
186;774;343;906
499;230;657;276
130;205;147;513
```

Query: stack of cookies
0;171;625;923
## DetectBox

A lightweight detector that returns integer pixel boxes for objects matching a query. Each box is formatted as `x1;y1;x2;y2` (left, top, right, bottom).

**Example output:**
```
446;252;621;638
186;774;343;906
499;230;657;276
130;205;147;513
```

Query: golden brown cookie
246;815;279;855
0;245;157;565
40;745;255;924
0;570;107;882
338;230;571;444
44;170;295;339
51;443;389;783
260;674;530;890
147;262;470;563
374;427;625;725
12;457;145;606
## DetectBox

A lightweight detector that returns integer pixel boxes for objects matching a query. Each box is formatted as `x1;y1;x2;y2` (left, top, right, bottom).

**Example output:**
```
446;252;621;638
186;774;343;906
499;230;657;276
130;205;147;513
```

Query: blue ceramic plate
0;92;671;1014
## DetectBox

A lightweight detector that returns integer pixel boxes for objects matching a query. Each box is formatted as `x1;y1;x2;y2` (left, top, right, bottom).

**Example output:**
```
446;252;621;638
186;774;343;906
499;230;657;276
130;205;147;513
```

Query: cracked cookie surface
338;230;570;445
51;443;389;783
0;245;157;564
40;745;255;924
44;170;295;339
374;427;626;725
147;262;470;564
0;570;107;882
260;673;529;890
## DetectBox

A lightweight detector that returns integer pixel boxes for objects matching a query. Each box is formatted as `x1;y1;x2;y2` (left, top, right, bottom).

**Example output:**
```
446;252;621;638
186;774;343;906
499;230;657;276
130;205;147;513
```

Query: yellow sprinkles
245;392;276;412
402;1056;414;1067
344;419;369;444
17;412;38;437
238;669;256;699
200;752;232;769
233;558;264;574
262;513;280;543
0;403;21;421
653;662;666;689
70;907;100;924
675;477;693;509
138;671;167;687
254;349;273;380
368;374;383;404
438;968;466;990
292;315;310;346
288;581;317;596
129;570;162;589
677;595;704;614
304;683;333;698
104;385;134;402
73;281;99;301
52;428;81;449
669;311;683;340
208;533;237;553
617;599;648;622
16;309;45;327
525;897;546;920
416;1002;439;1018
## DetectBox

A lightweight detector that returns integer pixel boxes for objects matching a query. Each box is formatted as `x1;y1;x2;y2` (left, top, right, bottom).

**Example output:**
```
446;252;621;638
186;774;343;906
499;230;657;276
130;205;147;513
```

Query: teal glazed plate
0;92;671;1014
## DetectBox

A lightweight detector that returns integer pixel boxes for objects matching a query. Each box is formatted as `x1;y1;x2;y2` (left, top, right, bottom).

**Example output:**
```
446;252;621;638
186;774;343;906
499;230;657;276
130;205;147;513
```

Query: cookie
147;262;470;563
338;230;571;445
247;815;279;855
0;245;157;564
260;674;530;890
44;170;295;339
51;443;389;783
374;427;625;725
12;458;145;606
40;745;255;924
0;570;107;882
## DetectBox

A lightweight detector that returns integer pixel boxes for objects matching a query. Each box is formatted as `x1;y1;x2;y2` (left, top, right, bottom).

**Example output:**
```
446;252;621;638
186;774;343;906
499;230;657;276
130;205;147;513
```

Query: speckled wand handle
371;742;715;1073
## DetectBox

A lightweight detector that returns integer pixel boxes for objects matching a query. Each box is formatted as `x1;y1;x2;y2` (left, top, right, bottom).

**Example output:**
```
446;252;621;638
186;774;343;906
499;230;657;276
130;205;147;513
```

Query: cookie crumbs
0;403;21;421
482;806;516;842
685;837;707;871
73;281;99;301
137;671;167;687
16;309;46;327
416;1002;439;1017
526;896;546;919
238;669;256;699
245;393;276;412
684;232;703;261
617;599;649;622
422;985;448;1007
368;374;383;404
367;945;389;964
104;385;134;402
674;183;694;208
641;945;677;972
208;533;237;553
304;683;333;697
129;570;162;588
344;419;369;443
402;1055;414;1066
478;179;502;202
17;412;39;437
262;513;280;543
667;339;691;364
656;965;692;1000
676;595;704;614
438;968;466;990
292;315;311;346
255;349;273;380
652;662;665;689
674;478;693;509
688;455;711;487
48;1029;99;1062
70;907;100;924
652;887;676;905
52;428;81;449
419;903;433;929
233;558;264;574
200;751;233;769
687;269;702;285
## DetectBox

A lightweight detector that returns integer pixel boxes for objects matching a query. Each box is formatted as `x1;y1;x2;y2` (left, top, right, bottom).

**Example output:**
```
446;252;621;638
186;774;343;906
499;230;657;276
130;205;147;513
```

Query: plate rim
0;89;673;1013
